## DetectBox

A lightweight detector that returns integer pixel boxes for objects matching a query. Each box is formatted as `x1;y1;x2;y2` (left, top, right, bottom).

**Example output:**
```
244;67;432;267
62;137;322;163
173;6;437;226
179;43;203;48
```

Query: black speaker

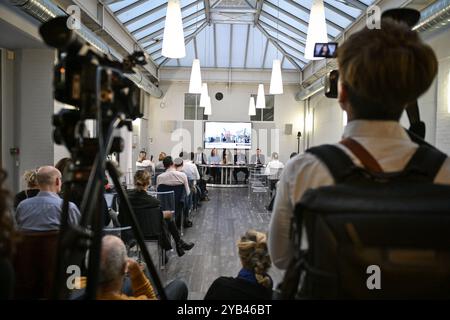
215;92;223;101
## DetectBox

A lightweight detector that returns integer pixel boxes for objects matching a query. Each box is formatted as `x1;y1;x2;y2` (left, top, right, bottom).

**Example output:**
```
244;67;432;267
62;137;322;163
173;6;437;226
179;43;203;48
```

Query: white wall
304;25;450;150
147;82;303;165
14;48;55;191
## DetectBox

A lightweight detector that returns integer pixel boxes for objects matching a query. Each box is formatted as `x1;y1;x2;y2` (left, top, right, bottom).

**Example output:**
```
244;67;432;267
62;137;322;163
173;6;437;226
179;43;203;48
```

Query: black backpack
281;138;450;299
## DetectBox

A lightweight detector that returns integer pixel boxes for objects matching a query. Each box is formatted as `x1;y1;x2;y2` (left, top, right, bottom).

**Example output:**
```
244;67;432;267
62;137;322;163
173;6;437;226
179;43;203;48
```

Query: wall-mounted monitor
204;121;252;149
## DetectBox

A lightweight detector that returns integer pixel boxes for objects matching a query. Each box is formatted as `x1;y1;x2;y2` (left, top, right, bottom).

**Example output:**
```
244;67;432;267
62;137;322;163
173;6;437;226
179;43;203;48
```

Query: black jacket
204;277;273;300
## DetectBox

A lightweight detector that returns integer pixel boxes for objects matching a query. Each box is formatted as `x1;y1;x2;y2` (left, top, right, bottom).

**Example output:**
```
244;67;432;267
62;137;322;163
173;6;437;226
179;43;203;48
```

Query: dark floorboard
159;187;284;300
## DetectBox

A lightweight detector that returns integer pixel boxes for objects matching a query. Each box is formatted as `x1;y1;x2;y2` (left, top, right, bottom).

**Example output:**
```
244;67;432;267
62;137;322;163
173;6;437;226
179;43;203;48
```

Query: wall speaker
284;124;293;135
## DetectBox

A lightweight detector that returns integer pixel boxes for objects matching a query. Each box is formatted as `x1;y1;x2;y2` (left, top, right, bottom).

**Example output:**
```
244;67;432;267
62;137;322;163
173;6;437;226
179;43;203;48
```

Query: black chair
157;184;186;235
117;198;166;269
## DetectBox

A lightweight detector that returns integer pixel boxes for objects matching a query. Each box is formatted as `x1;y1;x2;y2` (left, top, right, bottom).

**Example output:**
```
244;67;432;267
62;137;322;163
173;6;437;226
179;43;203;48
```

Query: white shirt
269;120;450;270
181;160;200;181
264;159;285;175
136;159;155;173
156;168;190;196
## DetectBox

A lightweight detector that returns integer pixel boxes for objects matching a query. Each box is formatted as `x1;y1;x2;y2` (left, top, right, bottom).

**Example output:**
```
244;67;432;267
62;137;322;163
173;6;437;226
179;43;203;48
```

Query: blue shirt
15;191;81;232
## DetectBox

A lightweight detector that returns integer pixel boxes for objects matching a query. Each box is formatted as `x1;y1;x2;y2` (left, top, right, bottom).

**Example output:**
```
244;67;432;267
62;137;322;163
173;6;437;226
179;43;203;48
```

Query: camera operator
269;18;450;269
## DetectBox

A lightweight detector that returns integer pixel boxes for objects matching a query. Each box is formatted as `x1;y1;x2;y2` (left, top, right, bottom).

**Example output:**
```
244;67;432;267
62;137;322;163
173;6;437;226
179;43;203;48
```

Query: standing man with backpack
269;18;450;298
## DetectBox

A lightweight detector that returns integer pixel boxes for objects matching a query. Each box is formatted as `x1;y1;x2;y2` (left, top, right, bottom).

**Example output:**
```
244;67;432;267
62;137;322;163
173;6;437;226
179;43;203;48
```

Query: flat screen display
204;122;252;149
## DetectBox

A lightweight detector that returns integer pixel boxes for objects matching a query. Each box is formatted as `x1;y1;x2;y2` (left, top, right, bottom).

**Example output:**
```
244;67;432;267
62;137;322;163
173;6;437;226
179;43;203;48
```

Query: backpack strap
340;138;383;173
403;145;447;182
306;145;355;184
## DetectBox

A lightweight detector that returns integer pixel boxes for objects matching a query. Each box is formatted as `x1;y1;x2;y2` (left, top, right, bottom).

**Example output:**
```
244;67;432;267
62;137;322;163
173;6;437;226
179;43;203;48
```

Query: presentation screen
204;122;252;149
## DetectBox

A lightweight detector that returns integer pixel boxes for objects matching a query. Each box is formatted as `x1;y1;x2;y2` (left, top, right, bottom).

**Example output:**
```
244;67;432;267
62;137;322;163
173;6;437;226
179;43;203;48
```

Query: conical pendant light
199;83;209;107
256;84;266;109
189;59;202;93
269;59;283;94
248;97;256;116
162;0;186;59
305;0;328;60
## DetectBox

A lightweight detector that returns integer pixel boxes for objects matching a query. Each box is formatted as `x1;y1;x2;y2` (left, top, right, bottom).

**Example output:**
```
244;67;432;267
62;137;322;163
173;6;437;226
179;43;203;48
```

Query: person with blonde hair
14;169;40;209
204;230;273;300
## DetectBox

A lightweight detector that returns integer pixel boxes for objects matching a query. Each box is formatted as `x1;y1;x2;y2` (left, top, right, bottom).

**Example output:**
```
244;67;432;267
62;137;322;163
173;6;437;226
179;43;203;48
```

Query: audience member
0;169;19;299
97;235;188;300
15;166;80;231
14;169;40;209
157;157;190;197
264;152;284;176
289;152;298;159
155;152;167;170
136;150;155;174
204;230;273;300
269;18;450;269
122;170;194;257
179;152;200;182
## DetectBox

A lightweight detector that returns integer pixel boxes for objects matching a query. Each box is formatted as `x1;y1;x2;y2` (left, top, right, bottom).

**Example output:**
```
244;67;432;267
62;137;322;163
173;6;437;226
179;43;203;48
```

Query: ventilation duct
9;0;162;98
297;0;450;101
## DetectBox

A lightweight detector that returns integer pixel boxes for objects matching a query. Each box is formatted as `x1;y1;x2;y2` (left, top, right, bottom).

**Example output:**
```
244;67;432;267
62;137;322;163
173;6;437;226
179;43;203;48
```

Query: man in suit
233;149;249;183
250;148;265;166
195;147;207;165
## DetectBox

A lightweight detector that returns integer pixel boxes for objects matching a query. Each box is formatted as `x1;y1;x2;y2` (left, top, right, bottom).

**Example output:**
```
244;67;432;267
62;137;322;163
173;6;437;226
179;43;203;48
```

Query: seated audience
179;152;200;182
0;169;19;300
204;230;273;300
264;152;284;176
136;150;155;174
269;18;450;269
155;152;167;170
122;170;194;257
157;157;190;197
15;166;81;231
97;235;188;300
14;169;40;209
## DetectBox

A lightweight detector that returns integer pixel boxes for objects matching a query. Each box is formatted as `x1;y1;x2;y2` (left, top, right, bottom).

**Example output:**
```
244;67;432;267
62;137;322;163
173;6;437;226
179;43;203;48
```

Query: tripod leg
106;161;168;300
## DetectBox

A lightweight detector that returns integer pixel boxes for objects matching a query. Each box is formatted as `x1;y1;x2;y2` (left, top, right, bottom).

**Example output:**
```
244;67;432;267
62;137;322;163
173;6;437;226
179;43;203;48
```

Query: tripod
52;75;166;301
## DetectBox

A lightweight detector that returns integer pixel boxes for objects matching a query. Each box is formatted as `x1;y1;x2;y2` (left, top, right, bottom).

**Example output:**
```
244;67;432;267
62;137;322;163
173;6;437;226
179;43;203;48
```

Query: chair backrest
13;231;59;299
148;190;175;213
157;184;185;205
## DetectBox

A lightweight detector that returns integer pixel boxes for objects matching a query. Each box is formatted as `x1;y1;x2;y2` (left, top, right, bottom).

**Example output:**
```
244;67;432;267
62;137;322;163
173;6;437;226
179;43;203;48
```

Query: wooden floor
160;187;284;300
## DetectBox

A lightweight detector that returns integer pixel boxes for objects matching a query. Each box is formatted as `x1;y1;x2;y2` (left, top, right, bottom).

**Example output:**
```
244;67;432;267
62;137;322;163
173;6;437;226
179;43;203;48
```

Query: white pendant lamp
204;96;212;115
256;84;266;109
162;0;186;59
189;59;202;93
199;83;209;107
269;59;283;94
304;0;328;60
248;97;256;116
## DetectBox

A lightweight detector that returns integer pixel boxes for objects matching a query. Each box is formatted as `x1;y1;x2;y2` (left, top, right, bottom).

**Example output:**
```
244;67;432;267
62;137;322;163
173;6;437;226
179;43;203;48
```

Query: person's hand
127;258;145;272
163;210;173;219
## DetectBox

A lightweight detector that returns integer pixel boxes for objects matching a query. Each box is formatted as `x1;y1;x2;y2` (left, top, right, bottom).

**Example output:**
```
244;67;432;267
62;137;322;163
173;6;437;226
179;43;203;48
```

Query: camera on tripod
39;16;147;164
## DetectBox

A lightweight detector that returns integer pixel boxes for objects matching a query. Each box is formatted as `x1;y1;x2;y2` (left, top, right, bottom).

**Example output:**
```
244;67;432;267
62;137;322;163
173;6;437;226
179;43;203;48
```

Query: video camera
39;16;147;164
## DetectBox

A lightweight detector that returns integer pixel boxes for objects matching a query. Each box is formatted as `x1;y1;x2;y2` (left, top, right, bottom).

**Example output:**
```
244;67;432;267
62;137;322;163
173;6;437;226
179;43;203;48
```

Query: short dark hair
163;156;173;169
290;152;298;159
337;18;437;120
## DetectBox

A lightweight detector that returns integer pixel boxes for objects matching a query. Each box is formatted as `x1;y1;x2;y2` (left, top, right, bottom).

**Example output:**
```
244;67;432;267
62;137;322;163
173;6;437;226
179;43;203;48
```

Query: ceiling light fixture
270;59;283;94
305;0;328;60
200;83;209;107
204;96;212;115
162;0;186;58
256;84;266;109
189;58;202;93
